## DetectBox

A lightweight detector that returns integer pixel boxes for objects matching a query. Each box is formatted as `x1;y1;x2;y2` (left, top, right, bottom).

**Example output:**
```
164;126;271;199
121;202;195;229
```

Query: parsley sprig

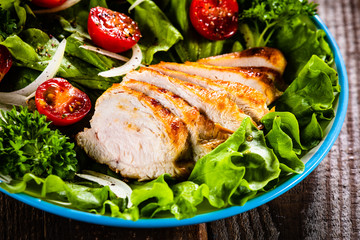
239;0;318;47
0;107;78;179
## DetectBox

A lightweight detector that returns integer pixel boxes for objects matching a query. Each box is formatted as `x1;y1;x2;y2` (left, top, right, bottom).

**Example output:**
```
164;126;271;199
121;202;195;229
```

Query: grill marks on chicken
150;66;269;122
77;85;193;180
156;61;282;105
197;47;287;75
76;47;287;180
124;80;231;161
124;68;249;132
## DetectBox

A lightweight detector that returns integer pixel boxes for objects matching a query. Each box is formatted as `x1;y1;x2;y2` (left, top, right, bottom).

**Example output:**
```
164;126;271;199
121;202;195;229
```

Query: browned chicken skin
155;61;282;105
124;80;231;161
197;47;287;75
76;85;193;181
124;68;250;132
150;65;269;122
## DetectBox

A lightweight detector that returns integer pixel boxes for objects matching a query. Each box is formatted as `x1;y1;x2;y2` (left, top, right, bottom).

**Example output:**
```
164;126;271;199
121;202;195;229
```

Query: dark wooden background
1;0;359;239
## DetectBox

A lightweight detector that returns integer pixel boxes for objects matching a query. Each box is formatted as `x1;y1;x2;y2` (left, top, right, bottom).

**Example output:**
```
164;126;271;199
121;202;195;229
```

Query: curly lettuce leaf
275;55;339;148
0;173;138;220
131;118;280;219
170;181;209;219
261;112;305;173
131;174;175;218
273;16;334;81
189;117;280;204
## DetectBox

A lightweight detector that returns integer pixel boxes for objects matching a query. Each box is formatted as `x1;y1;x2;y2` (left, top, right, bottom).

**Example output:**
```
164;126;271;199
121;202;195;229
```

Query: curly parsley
239;0;318;47
0;107;78;179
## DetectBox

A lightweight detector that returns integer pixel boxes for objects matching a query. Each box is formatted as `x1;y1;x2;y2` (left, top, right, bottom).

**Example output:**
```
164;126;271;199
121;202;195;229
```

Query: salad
0;0;340;221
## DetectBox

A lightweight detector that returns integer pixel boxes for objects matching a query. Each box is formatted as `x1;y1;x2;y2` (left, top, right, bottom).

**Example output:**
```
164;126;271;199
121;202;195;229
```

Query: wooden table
1;0;359;239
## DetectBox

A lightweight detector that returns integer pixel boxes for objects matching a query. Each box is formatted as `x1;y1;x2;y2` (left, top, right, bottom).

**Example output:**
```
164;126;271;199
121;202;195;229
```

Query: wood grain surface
1;0;359;239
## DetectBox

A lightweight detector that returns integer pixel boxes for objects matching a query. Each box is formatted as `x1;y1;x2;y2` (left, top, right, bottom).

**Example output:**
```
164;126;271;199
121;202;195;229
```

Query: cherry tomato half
88;6;141;53
31;0;67;8
35;78;91;126
0;45;12;82
189;0;239;40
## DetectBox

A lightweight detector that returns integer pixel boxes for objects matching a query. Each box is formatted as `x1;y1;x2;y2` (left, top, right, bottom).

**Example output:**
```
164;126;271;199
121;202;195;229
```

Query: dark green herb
0;107;78;179
0;8;18;40
239;0;318;47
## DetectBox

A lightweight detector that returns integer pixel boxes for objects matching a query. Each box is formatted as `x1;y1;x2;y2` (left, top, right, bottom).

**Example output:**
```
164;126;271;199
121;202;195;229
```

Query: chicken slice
124;79;231;161
76;85;192;181
150;65;269;122
155;61;282;105
238;66;287;91
197;47;287;75
123;68;251;132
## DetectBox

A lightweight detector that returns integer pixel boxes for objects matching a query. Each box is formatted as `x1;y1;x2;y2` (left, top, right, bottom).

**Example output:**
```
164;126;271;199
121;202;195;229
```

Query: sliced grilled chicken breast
150;65;269;122
124;68;250;132
76;85;192;181
124;79;231;161
197;47;287;75
155;61;282;105
238;66;287;91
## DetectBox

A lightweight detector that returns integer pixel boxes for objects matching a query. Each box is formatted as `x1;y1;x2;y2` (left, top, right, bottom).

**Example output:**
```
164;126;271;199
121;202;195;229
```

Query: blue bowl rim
0;15;349;228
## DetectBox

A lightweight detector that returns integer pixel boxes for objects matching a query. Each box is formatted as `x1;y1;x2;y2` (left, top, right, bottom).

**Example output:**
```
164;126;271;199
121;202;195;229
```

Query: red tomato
0;45;12;82
189;0;239;40
35;78;91;126
88;7;141;53
31;0;67;8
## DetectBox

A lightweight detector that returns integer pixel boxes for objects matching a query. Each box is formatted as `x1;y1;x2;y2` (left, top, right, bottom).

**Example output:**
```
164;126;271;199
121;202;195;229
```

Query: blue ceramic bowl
0;15;348;228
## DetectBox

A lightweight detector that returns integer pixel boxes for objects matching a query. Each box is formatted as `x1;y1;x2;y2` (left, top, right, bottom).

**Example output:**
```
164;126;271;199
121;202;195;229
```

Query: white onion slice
128;0;146;12
46;199;72;206
12;39;66;97
33;0;81;14
76;170;132;207
26;92;36;101
79;45;130;62
0;174;12;184
98;44;142;78
0;92;27;106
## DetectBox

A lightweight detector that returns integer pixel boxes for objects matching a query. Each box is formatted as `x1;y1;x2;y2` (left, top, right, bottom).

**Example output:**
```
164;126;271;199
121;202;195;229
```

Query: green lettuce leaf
0;33;39;63
275;55;339;148
189;117;280;206
131;118;280;219
0;173;138;220
0;29;121;91
170;181;209;219
0;0;28;41
131;174;175;218
127;0;183;64
273;16;334;82
261;112;305;173
65;33;121;71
